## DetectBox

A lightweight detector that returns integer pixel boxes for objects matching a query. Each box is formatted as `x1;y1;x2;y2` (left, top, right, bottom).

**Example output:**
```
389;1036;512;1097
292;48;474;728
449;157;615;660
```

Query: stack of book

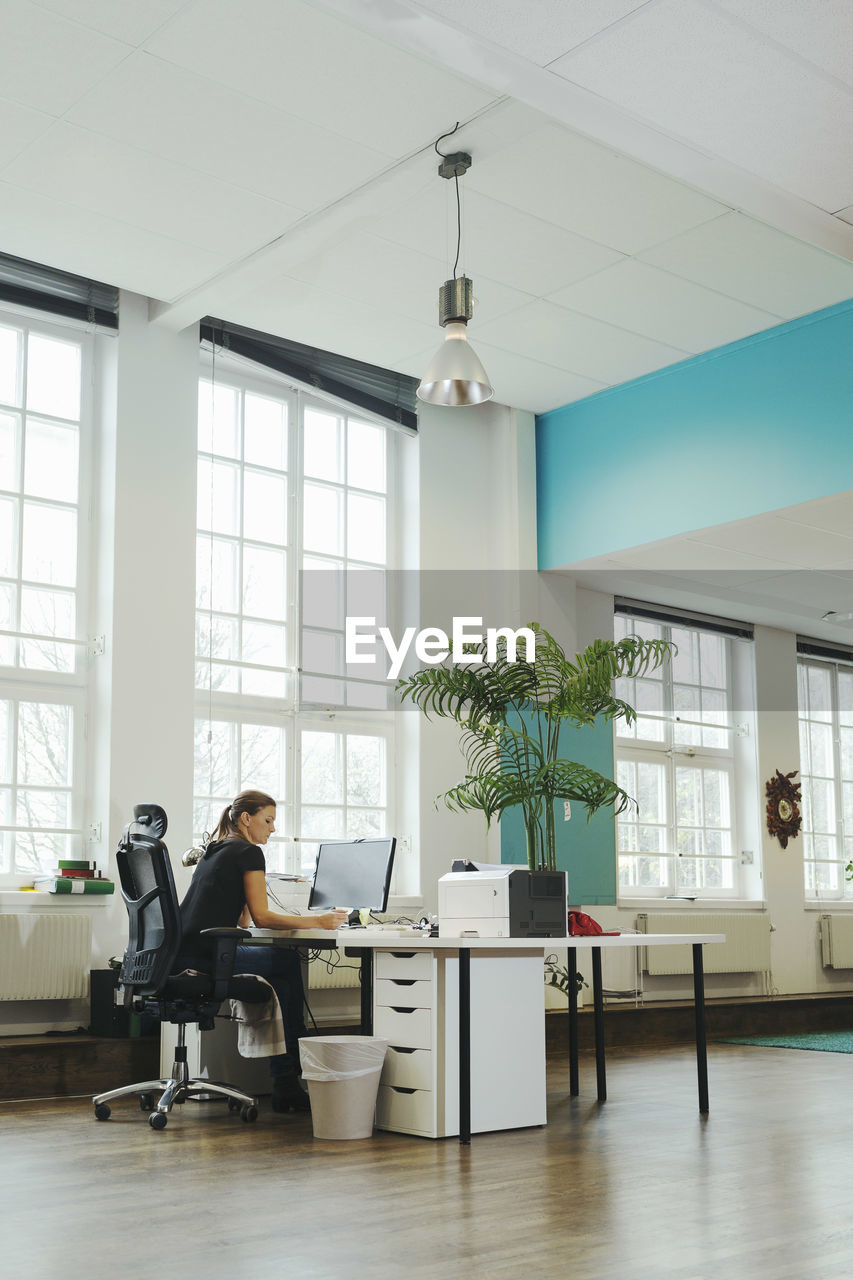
32;859;115;895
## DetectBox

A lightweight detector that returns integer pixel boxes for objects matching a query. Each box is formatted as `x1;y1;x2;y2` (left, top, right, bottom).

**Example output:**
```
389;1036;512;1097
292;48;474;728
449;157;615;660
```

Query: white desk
245;928;724;1143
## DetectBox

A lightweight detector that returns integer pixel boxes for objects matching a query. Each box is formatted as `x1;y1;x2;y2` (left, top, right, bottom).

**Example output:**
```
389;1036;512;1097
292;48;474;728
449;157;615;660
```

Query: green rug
719;1031;853;1053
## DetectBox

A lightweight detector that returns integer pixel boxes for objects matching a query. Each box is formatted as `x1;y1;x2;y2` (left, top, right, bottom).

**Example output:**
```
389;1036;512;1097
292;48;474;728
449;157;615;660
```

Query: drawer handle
390;1006;416;1014
389;1046;417;1055
390;1087;417;1095
389;979;416;987
390;952;417;958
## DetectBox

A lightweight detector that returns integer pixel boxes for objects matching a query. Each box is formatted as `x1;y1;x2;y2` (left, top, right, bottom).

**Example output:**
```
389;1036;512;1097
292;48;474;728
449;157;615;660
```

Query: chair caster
227;1097;241;1113
149;1112;168;1130
139;1094;154;1111
94;1103;111;1121
241;1104;258;1123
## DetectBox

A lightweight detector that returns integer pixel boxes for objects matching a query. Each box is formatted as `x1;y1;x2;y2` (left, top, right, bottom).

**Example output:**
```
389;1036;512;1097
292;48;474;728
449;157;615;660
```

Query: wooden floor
4;1042;853;1280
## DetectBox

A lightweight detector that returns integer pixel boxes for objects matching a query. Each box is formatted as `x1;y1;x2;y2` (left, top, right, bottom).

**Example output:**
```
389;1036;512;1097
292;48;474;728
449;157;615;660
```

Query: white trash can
299;1036;388;1140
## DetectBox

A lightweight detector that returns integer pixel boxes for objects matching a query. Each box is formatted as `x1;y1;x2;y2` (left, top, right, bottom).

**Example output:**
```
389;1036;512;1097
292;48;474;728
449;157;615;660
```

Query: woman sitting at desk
175;788;347;1113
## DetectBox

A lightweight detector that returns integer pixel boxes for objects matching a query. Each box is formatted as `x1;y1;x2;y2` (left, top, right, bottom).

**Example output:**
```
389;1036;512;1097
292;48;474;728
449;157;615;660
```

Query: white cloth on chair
229;974;286;1058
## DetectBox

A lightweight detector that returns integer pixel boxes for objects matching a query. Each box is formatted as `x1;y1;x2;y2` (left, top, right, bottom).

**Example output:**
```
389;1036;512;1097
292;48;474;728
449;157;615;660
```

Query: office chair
92;803;270;1131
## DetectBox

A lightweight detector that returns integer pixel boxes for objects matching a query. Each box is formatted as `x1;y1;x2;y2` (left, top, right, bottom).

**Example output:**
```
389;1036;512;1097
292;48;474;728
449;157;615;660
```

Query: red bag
567;910;620;937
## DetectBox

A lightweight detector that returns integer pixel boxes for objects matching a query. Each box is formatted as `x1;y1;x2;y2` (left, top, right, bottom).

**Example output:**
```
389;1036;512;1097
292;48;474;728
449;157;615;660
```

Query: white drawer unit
373;945;546;1139
374;977;434;1009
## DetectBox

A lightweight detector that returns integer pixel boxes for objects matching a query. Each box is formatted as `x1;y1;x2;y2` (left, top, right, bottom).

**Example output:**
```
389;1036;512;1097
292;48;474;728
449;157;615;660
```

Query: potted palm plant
397;623;673;873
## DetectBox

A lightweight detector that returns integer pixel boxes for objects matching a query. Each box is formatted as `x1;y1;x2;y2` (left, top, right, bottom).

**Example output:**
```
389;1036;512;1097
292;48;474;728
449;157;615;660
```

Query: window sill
804;901;853;912
617;898;768;912
0;890;111;906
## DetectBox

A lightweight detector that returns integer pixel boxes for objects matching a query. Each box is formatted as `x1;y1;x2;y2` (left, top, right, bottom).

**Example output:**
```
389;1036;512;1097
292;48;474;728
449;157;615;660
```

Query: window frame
798;655;853;903
192;352;397;879
0;306;93;887
614;612;747;901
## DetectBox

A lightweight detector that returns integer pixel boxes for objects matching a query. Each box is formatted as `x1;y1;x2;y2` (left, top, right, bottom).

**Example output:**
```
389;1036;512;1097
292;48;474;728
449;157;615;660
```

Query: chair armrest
199;927;253;1001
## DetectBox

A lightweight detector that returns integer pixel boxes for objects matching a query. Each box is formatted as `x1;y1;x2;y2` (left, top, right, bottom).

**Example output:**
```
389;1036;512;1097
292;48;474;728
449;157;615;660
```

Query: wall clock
765;769;802;848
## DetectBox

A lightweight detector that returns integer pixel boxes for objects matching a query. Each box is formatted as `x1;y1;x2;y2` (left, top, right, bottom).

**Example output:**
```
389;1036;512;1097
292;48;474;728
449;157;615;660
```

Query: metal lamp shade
416;322;494;408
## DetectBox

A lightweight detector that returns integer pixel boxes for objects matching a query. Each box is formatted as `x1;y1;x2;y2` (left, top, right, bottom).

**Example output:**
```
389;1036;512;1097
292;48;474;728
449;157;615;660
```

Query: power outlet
563;801;572;822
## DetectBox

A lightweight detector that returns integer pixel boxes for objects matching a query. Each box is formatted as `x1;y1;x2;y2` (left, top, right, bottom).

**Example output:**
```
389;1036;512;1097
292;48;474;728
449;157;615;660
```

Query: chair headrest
132;803;168;839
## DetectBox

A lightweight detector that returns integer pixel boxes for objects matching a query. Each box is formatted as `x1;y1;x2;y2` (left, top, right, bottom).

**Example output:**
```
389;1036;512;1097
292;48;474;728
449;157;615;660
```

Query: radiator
307;953;361;991
0;913;92;1000
819;914;853;968
635;912;771;976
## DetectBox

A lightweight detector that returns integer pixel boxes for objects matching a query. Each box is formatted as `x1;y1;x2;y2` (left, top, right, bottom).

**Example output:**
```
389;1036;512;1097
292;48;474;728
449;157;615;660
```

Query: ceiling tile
547;259;782;352
66;51;393;210
0;97;54;171
228;275;438;368
0;179;229;298
639;212;853;317
3;123;302;259
0;0;131;115
476;298;689;384
613;538;794;572
409;0;645;67
697;515;853;568
32;0;188;45
773;491;853;538
466;121;727;254
549;0;853;212
144;0;496;155
713;0;853;88
371;182;625;297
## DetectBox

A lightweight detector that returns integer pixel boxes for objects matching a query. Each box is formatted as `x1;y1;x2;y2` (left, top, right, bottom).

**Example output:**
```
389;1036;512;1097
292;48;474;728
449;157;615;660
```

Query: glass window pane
0;702;12;781
303;483;343;556
347;420;385;492
194;720;237;799
671;627;699;684
676;767;702;827
0;411;18;488
16;788;70;830
198;380;239;457
347;493;386;564
244;394;287;469
26;334;81;420
18;830;71;876
812;777;836;833
241;621;288;697
196;612;239;663
809;722;833;777
347;809;383;837
0;325;20;406
0;495;16;577
636;762;666;823
20;586;75;673
0;584;14;665
347;735;385;806
303;629;343;677
197;459;240;535
839;671;853;728
22;503;77;586
699;633;726;688
196;536;239;613
301;806;345;839
302;561;344;630
304;409;342;482
807;666;832;723
302;731;343;804
243;470;287;545
243;544;286;620
300;674;344;705
17;701;72;785
24;419;78;502
241;724;283;800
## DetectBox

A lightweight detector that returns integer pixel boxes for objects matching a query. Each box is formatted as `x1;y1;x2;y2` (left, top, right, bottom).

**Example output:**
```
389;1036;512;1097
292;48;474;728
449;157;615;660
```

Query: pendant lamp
417;134;493;408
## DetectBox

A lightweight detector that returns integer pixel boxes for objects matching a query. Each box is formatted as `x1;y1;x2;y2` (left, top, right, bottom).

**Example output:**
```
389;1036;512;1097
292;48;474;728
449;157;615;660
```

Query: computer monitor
308;838;397;912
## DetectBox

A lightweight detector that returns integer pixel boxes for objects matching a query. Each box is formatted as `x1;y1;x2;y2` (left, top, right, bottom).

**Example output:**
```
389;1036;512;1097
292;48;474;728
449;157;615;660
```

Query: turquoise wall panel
499;717;618;905
536;299;853;568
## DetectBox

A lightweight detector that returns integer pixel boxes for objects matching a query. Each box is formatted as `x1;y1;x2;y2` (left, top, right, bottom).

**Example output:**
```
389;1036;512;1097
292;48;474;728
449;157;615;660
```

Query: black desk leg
459;946;471;1145
592;947;606;1102
360;950;373;1037
567;948;579;1096
692;943;709;1114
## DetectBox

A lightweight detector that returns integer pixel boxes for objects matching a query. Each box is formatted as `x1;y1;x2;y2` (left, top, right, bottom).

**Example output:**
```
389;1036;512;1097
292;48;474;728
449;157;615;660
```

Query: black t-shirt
178;838;265;961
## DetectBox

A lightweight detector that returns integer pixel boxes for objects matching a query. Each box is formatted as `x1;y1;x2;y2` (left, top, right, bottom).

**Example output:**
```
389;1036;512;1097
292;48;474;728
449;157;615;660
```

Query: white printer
438;861;567;938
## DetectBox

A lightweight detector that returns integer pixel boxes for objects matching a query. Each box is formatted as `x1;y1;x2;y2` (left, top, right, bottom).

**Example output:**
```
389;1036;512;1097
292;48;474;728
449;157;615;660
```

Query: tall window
0;312;89;884
193;359;394;877
614;612;746;899
798;657;853;901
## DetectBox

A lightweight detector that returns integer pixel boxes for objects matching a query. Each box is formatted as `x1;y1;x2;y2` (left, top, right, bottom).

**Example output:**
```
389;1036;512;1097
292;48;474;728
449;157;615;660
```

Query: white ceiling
0;0;852;417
